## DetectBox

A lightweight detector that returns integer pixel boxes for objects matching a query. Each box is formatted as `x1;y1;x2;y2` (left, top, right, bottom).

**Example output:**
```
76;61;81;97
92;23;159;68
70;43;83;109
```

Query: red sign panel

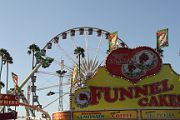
0;94;20;106
0;112;17;120
106;46;162;83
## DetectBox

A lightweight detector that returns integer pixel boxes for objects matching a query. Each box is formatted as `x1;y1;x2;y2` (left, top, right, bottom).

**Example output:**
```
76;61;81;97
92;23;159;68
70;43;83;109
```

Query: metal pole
70;94;73;120
58;75;63;111
58;77;60;111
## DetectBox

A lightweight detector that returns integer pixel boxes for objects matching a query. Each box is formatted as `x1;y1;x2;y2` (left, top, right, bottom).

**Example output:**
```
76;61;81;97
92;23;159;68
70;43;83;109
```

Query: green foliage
28;44;54;68
35;51;43;60
74;47;85;58
34;51;54;68
0;48;13;68
0;48;13;91
42;57;54;68
27;44;40;55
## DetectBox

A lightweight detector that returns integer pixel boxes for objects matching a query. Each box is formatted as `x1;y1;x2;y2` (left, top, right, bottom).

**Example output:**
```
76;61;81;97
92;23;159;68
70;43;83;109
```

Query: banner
156;28;169;49
0;94;19;106
108;32;118;52
12;72;18;86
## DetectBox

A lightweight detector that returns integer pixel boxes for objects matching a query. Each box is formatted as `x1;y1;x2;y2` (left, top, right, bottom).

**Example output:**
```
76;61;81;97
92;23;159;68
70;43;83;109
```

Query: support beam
19;63;42;89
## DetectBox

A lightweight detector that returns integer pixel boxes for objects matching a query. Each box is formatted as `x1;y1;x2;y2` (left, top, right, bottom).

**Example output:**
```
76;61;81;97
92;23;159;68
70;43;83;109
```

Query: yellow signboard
72;64;180;111
73;110;137;120
141;109;180;119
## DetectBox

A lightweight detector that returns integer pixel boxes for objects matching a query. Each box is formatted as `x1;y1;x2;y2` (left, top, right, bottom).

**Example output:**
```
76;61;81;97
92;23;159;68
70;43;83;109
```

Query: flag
12;72;18;86
108;32;118;52
156;28;169;50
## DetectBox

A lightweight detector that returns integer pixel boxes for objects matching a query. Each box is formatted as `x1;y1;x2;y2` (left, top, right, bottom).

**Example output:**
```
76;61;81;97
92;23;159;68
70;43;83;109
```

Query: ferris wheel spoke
84;31;89;59
91;58;99;72
93;35;104;61
70;36;78;49
56;44;77;64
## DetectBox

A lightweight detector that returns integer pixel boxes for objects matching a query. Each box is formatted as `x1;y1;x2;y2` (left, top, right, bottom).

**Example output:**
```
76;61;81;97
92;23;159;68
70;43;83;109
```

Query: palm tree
0;48;8;93
27;44;40;116
74;47;85;86
4;53;13;93
27;44;54;117
27;44;40;68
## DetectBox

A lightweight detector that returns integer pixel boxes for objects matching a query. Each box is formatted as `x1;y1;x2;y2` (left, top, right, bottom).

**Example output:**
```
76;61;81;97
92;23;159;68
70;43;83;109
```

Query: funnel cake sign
72;64;180;114
106;46;161;83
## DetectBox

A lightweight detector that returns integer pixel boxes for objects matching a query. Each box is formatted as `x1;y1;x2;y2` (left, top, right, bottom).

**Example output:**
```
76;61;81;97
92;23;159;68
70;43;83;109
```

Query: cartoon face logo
75;91;90;108
106;47;162;83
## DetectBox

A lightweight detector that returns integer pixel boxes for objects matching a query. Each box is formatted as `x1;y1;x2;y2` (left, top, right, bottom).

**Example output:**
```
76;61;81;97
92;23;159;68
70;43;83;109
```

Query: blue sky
0;0;180;118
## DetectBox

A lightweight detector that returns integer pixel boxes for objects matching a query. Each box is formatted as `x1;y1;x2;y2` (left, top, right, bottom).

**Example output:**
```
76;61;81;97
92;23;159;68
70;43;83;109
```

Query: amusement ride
0;27;128;119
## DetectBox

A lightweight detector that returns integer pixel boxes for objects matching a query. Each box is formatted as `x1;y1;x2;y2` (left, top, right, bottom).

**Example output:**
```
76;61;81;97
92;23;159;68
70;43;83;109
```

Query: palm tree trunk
79;54;81;85
32;51;35;68
0;59;3;81
6;63;9;94
32;51;35;116
0;59;3;93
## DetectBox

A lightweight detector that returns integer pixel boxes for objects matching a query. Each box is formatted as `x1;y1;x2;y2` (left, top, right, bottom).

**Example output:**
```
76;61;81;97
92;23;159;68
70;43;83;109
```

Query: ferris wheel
17;27;128;119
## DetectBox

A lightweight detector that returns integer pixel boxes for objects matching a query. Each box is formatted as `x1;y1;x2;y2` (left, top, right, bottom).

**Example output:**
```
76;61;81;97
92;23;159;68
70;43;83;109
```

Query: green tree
0;48;8;93
27;44;40;116
27;44;40;68
4;52;13;93
27;43;54;117
74;47;85;86
41;57;54;68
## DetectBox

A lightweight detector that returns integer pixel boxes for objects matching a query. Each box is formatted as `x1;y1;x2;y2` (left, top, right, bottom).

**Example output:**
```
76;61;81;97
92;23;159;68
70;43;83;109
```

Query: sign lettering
89;79;180;107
